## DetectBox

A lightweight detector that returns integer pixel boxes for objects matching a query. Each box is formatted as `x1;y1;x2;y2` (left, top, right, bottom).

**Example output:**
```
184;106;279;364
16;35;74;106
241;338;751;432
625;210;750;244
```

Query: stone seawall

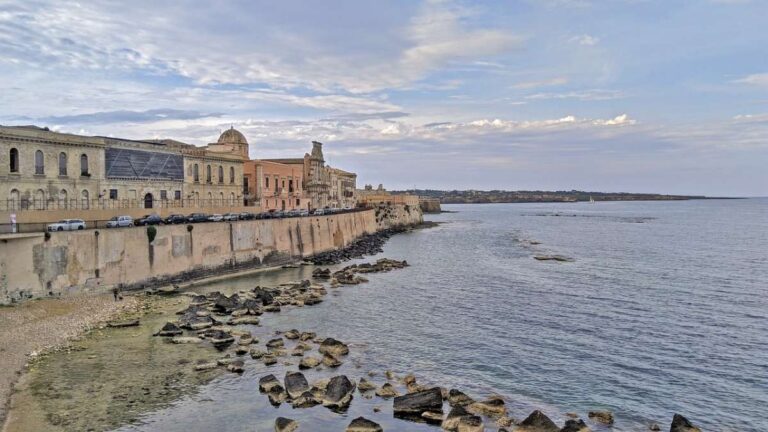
0;207;421;304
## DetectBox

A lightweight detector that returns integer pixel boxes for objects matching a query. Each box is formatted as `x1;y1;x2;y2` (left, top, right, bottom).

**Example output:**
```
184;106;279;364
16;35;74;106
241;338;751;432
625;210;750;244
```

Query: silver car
47;219;86;232
106;215;133;228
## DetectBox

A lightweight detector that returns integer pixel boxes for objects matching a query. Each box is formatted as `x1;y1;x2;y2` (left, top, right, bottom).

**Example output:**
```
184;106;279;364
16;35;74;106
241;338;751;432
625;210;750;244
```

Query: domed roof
217;126;248;145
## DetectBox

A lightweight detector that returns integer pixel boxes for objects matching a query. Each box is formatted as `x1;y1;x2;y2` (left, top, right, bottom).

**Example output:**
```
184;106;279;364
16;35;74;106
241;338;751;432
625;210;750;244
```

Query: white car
106;215;133;228
47;219;86;232
208;214;224;222
313;209;326;216
222;213;239;221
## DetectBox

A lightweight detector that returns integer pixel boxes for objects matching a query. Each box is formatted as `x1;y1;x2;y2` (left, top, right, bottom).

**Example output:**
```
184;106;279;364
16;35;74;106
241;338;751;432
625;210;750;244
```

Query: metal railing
1;198;245;212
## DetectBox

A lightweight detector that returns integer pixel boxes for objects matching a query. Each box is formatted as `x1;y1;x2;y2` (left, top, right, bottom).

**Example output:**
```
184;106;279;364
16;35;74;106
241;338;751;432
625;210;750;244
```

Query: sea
27;199;768;431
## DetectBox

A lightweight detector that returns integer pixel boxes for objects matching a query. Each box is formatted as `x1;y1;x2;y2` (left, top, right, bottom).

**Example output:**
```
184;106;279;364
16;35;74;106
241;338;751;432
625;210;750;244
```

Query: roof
217;127;248;145
260;158;305;165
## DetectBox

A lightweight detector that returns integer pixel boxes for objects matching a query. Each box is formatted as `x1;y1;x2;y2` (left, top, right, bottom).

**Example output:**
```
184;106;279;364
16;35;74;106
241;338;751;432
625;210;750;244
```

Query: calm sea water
113;199;767;432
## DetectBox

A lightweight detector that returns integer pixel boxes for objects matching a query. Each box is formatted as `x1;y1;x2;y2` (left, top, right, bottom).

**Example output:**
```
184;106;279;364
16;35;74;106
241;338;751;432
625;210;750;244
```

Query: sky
1;0;766;196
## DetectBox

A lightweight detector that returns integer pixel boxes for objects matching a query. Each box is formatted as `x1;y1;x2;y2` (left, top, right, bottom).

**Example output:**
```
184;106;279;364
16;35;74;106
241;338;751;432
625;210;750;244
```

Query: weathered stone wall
419;197;442;213
374;204;423;230
0;206;421;304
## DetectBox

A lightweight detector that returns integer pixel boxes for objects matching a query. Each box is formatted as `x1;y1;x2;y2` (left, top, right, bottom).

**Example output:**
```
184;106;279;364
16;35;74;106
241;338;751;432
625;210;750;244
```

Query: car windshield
110;217;118;221
57;220;68;223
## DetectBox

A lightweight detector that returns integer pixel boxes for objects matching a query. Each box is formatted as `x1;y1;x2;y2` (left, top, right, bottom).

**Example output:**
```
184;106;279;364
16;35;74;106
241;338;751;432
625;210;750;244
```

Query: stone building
0;125;247;215
243;140;356;211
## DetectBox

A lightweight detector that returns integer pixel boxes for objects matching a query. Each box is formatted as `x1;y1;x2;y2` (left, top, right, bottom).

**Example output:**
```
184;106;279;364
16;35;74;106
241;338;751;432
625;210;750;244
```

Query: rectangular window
109;189;118;199
265;176;269;189
289;179;294;193
160;190;167;200
174;190;181;200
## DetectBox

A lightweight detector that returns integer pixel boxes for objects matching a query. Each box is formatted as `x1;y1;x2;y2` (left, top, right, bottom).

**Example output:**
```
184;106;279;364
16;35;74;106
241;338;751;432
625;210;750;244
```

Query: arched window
9;189;19;210
193;164;199;182
35;189;45;209
59;189;68;208
218;165;224;183
219;192;224;205
59;152;68;176
229;167;235;184
80;154;89;175
206;165;211;183
230;192;235;204
81;190;89;209
9;148;19;173
35;150;44;175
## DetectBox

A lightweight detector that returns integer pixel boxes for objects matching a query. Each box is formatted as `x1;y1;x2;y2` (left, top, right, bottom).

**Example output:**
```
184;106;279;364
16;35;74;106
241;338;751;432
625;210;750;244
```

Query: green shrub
146;225;157;243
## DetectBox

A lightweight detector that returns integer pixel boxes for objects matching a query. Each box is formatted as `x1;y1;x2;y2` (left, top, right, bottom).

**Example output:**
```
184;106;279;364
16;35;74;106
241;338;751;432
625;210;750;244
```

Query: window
174;190;181;200
59;189;68;208
81;190;89;209
193;164;199;182
109;189;118;200
229;167;235;184
231;192;236;204
282;179;286;189
35;189;45;209
80;154;89;175
9;148;18;173
9;189;19;209
35;150;44;175
296;199;300;206
218;166;224;183
265;176;270;188
289;179;294;193
58;152;67;176
160;190;167;200
206;165;211;183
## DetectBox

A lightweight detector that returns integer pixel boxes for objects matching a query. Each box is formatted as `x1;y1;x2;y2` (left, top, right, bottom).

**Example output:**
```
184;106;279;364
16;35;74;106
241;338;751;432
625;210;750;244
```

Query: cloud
512;77;569;89
321;112;411;122
732;73;768;87
37;109;223;125
569;34;600;46
525;89;625;101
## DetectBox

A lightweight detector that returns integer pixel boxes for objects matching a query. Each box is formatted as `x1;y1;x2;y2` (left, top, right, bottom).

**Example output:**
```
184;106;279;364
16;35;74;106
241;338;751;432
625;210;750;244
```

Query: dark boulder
560;419;590;432
588;410;614;425
284;371;309;399
274;417;298;432
393;387;443;418
319;337;349;357
670;414;702;432
346;416;383;432
516;410;559;432
259;374;281;392
448;388;474;406
155;322;183;336
323;375;356;408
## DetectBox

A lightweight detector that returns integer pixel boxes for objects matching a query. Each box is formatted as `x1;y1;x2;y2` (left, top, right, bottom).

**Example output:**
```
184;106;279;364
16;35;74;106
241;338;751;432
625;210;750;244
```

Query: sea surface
23;199;768;432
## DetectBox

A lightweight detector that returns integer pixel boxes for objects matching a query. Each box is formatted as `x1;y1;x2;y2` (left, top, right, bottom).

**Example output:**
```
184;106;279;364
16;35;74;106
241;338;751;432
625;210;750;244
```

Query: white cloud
732;73;768;87
512;77;569;89
569;34;600;46
526;89;624;101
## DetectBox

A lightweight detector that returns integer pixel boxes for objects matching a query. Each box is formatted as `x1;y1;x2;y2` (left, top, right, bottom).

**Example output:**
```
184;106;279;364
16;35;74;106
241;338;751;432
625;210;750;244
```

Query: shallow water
17;199;768;431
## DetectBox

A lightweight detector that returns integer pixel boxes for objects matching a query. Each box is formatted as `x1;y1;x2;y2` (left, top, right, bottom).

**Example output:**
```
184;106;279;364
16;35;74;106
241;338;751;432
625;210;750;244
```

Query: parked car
188;213;209;223
106;215;133;228
313;209;326;216
164;214;187;224
273;211;286;218
208;214;224;222
239;212;255;220
47;219;86;232
223;213;239;221
135;214;163;226
285;209;300;217
298;209;309;217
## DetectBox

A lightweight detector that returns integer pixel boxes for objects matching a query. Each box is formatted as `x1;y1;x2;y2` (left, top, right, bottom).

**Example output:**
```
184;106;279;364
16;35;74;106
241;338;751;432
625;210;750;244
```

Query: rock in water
443;405;471;430
226;360;244;373
358;377;377;392
107;319;140;328
458;415;484;432
393;387;443;417
155;322;183;336
448;388;475;407
319;337;349;356
323;375;356;408
514;410;559;432
266;337;284;348
284;371;310;399
259;374;282;392
274;417;298;432
299;356;321;369
670;414;702;432
375;383;398;398
346;417;383;432
560;419;590;432
284;329;300;339
588;411;614;425
468;396;506;417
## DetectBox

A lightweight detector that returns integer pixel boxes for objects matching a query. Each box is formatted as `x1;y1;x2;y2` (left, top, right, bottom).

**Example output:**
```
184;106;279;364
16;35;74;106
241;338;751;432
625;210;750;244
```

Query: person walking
112;286;120;301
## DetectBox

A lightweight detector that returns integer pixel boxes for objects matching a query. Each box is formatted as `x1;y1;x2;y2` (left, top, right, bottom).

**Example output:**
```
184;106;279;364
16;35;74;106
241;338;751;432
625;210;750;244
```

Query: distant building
0;125;246;213
356;184;419;207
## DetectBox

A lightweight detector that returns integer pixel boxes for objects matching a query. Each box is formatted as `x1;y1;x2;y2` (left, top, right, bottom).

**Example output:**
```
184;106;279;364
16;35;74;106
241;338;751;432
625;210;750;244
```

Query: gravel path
0;294;139;427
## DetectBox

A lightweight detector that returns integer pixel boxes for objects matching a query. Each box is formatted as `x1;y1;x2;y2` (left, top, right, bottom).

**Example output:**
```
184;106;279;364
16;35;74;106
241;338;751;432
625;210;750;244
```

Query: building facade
0;125;247;213
328;167;357;208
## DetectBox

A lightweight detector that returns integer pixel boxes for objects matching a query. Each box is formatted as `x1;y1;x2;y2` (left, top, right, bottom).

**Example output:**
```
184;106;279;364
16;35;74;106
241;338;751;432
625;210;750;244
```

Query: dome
217;126;248;145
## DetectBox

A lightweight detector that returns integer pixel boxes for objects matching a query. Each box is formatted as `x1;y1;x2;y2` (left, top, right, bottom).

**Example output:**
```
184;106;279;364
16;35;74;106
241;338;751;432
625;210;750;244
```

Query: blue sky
1;0;766;195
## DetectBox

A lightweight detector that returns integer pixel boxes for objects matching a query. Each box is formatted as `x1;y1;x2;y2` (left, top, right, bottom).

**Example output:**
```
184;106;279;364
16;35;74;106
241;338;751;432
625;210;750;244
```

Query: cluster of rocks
307;228;407;265
313;258;409;286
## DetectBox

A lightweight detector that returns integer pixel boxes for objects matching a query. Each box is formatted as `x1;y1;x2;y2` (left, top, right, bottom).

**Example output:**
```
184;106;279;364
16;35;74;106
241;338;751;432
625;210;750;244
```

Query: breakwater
0;206;423;304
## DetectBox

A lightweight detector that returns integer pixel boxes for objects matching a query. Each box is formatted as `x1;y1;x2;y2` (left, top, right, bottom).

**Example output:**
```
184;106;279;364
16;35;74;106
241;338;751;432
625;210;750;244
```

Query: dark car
188;213;209;223
239;212;255;220
135;214;163;226
164;214;187;224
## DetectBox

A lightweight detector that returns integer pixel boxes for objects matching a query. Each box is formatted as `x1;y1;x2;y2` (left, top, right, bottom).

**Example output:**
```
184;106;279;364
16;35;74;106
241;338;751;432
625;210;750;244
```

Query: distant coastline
395;189;740;204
